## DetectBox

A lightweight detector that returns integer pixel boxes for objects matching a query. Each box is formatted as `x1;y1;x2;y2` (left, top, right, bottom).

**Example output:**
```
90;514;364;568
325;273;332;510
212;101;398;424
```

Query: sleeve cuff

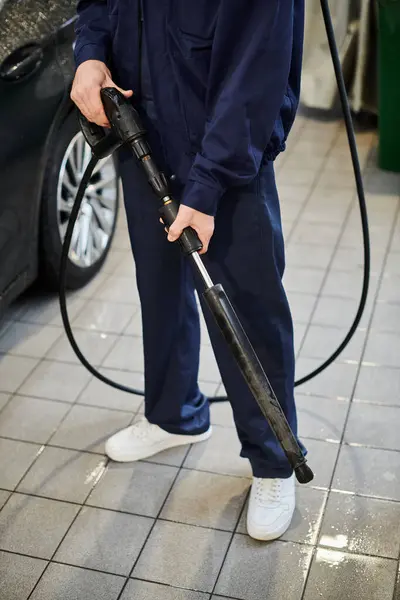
181;178;224;217
74;43;109;69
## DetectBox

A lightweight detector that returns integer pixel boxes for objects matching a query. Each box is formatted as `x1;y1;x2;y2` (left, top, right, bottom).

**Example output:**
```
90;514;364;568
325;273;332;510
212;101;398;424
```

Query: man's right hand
71;60;133;128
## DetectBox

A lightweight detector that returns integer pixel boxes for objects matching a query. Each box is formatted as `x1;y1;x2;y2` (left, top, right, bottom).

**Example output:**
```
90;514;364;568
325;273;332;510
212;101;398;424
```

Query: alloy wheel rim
57;131;118;268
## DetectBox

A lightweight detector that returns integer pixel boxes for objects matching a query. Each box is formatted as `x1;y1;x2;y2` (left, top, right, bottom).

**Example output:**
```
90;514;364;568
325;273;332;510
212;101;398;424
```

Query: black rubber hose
294;0;370;386
59;155;143;395
60;0;370;398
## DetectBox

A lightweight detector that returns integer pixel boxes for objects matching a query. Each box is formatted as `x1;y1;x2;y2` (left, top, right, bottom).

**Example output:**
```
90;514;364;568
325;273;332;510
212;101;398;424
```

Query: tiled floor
1;113;400;600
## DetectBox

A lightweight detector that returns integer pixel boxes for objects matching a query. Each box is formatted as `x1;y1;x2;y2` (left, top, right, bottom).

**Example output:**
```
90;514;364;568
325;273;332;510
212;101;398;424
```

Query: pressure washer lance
66;87;313;484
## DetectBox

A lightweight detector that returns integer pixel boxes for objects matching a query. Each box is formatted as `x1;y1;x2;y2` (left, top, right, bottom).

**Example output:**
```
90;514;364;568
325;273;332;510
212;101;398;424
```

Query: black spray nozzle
78;87;150;159
100;88;150;158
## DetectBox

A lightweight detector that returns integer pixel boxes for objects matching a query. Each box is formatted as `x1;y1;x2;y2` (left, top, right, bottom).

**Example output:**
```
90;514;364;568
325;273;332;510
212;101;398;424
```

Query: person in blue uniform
72;0;306;541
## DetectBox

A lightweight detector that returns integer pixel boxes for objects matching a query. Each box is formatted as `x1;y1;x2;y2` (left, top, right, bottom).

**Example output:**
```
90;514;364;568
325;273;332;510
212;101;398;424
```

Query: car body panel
0;0;77;316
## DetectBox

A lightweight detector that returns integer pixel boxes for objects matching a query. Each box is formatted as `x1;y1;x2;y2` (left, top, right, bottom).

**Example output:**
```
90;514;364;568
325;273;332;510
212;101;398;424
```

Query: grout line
208;487;252;597
297;133;389;600
26;453;113;598
114;443;195;600
294;192;365;361
300;197;400;600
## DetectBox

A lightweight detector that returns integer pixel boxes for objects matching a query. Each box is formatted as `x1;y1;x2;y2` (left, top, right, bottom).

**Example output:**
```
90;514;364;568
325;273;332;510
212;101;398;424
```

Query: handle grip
159;201;203;255
79;113;123;159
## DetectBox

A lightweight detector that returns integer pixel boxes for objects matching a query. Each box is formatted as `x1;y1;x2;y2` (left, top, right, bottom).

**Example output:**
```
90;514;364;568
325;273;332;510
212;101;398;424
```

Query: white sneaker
247;474;295;541
105;417;212;462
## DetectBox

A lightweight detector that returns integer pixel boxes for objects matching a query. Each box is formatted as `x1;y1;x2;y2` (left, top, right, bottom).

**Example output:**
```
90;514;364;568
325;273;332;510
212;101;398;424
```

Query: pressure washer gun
79;88;314;484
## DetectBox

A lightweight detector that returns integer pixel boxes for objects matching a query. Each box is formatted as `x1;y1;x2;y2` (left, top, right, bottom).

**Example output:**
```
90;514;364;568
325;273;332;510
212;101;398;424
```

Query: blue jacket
75;0;304;216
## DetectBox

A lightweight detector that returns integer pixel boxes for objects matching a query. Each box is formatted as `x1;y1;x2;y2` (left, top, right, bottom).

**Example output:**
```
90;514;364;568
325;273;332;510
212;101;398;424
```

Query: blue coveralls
75;0;306;478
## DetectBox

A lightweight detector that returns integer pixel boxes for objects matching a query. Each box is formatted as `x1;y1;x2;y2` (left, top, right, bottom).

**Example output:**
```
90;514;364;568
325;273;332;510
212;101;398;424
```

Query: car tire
40;109;119;290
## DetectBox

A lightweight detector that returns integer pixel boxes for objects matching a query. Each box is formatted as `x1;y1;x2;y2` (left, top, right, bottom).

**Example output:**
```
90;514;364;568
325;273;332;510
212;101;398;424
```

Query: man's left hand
167;205;214;255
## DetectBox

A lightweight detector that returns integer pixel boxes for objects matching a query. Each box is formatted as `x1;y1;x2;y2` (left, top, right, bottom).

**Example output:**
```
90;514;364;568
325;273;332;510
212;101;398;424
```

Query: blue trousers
119;155;304;479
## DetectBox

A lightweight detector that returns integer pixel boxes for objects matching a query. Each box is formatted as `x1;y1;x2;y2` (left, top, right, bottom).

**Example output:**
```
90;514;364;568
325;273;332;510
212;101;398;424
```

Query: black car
0;0;120;319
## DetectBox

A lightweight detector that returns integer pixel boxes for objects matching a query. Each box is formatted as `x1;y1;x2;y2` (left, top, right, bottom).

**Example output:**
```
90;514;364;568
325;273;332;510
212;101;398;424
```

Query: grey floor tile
300;202;350;227
319;491;400;559
124;310;142;336
317;168;360;189
377;274;400;304
286;244;334;270
296;396;349;442
0;551;47;600
200;381;220;398
372;303;400;333
0;493;79;558
46;330;117;367
184;427;251;478
354;364;400;406
283;267;326;295
295;358;358;399
301;438;340;489
333;445;400;500
215;535;312;600
238;487;327;545
299;325;366;362
144;444;190;467
0;354;38;393
87;461;178;517
160;469;249;530
122;580;209;600
294;323;307;355
277;167;319;187
30;563;125;600
395;572;400;600
0;323;62;358
78;369;144;412
0;391;10;411
290;222;342;247
71;272;109;300
363;331;400;368
307;185;354;207
55;506;153;575
0;438;41;490
18;360;91;403
312;296;362;328
96;275;140;305
199;345;221;383
49;405;133;453
113;253;136;277
210;401;235;428
102;335;144;371
20;294;86;327
72;300;135;334
0;490;10;509
385;251;400;276
0;396;70;444
287;292;317;323
332;244;386;275
302;548;397;600
322;270;377;299
133;520;231;593
280;199;303;222
344;402;400;451
18;446;106;503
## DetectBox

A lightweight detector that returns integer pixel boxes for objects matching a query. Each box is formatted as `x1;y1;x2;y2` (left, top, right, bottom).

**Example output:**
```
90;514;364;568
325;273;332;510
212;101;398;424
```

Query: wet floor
0;113;400;599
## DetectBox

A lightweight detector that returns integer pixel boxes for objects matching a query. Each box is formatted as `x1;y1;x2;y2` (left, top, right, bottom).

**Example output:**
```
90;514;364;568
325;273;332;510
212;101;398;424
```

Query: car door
0;0;67;305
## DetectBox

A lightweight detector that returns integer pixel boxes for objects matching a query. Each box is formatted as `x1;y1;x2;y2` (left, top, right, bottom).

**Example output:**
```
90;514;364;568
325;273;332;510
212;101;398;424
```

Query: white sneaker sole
105;426;212;463
247;513;293;542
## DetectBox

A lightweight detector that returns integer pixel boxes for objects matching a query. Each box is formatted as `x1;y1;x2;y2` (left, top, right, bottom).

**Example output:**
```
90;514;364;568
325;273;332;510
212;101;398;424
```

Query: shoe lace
254;478;282;505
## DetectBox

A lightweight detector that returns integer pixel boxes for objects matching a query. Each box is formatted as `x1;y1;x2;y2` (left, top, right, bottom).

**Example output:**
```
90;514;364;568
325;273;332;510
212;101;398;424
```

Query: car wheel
40;109;119;290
